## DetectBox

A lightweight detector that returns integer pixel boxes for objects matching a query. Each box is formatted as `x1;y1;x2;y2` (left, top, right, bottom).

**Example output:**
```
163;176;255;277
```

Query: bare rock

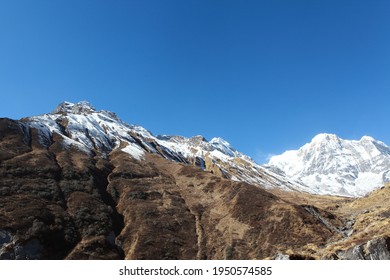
337;236;390;260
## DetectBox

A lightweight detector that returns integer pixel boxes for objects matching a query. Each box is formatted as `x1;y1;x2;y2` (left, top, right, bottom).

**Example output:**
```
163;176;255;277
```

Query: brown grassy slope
319;183;390;257
111;153;338;259
268;183;390;258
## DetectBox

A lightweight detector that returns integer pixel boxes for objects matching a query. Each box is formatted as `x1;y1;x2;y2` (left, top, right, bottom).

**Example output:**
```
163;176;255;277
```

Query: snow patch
121;142;145;160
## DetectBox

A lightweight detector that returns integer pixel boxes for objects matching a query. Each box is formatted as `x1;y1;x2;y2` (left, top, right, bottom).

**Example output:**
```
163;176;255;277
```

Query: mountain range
26;101;390;197
26;101;309;192
1;101;389;260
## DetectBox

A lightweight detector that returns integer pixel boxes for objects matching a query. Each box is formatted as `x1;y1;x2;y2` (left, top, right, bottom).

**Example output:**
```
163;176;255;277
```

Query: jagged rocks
52;101;96;115
337;236;390;260
0;229;13;259
0;229;45;260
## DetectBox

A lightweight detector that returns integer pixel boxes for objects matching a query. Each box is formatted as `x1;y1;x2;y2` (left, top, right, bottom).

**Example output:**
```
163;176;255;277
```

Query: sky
1;0;389;163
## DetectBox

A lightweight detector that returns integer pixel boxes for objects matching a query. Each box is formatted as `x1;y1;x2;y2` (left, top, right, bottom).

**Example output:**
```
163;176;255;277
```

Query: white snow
268;150;303;177
121;142;145;160
267;133;390;197
61;136;92;154
354;172;383;196
383;171;390;183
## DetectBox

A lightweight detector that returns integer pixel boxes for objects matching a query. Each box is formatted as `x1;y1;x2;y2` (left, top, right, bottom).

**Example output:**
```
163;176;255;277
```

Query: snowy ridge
27;101;154;159
267;133;390;197
26;102;390;197
155;134;305;191
23;101;306;193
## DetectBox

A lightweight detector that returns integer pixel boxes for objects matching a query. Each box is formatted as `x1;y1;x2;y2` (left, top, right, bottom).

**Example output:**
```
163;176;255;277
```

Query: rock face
267;134;390;197
0;102;389;259
337;236;390;260
0;118;122;259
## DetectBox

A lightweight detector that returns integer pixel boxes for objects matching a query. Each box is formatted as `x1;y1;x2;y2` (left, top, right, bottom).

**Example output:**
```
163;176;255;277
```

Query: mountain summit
52;101;97;114
267;133;390;197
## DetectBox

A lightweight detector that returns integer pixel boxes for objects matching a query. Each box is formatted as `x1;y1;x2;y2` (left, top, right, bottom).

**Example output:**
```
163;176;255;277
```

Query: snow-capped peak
210;137;231;147
267;133;390;197
52;101;96;115
360;135;375;142
209;137;236;157
311;133;341;144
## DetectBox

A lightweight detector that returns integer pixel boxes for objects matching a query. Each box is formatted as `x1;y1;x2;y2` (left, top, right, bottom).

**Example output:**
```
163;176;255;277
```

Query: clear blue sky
1;0;389;163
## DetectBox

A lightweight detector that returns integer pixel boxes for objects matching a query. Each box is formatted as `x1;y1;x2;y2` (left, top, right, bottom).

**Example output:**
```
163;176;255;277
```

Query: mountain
1;101;389;260
26;101;306;192
267;133;390;197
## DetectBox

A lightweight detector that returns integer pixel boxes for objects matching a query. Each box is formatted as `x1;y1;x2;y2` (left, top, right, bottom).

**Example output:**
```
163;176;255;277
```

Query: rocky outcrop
203;154;224;177
337;236;390;260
